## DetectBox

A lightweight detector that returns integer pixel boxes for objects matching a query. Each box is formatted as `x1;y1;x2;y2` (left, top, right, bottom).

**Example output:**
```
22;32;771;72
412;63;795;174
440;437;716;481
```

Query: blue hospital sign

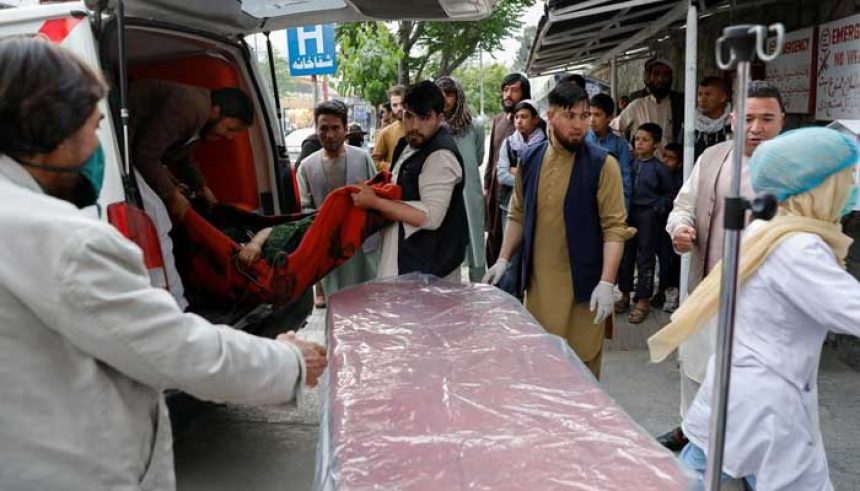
287;24;337;76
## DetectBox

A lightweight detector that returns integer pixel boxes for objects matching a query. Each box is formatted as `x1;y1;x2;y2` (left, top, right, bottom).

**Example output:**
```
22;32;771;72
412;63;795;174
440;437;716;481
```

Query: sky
489;2;545;64
248;0;546;72
249;2;546;68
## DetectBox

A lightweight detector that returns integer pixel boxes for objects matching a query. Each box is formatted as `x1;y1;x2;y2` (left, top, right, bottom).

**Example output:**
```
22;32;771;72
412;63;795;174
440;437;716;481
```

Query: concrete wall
592;0;860;128
595;0;860;368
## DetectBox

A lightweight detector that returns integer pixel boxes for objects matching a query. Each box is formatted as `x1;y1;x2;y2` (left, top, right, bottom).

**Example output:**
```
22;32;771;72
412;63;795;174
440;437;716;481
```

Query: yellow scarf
648;169;854;363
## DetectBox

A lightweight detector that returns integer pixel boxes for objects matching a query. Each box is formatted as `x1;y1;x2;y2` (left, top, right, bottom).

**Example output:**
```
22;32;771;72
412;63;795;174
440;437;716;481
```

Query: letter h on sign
287;24;338;77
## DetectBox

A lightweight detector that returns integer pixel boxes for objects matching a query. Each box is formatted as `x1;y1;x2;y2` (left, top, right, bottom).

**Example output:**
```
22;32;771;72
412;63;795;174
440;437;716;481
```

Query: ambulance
0;0;494;326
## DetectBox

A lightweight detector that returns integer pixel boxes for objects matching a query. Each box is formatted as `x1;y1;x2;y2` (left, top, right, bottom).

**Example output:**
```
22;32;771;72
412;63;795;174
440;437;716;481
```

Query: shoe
614;297;630;314
628;305;650;324
651;290;666;308
657;426;689;452
663;287;679;312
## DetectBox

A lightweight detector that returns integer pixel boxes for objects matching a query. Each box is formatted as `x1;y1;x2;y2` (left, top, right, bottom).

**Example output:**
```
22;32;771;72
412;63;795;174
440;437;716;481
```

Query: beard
647;83;670;99
553;131;582;153
406;132;425;147
559;138;581;153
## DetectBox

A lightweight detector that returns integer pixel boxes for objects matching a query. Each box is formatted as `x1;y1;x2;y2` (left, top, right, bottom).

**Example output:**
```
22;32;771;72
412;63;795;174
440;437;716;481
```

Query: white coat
683;228;860;490
0;156;306;491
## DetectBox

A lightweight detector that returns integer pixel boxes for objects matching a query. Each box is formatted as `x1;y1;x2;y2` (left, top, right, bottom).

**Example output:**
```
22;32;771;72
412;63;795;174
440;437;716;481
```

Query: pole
264;32;284;136
706;24;783;491
312;75;319;107
115;0;141;206
479;49;485;117
610;55;617;101
680;0;697;301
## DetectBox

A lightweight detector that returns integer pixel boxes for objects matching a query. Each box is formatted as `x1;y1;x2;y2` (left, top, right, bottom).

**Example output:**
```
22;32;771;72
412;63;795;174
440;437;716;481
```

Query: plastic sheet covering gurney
316;275;692;490
173;173;400;307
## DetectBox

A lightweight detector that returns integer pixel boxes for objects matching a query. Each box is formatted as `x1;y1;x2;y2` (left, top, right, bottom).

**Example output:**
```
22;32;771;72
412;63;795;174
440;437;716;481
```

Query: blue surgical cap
750;127;859;202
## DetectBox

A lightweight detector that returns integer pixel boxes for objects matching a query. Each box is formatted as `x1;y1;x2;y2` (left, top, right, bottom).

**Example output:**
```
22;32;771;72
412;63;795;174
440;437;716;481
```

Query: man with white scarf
695;76;732;160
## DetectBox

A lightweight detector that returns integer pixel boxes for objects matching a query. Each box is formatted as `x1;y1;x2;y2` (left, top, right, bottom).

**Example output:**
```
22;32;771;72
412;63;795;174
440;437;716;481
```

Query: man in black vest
351;81;467;281
483;82;633;379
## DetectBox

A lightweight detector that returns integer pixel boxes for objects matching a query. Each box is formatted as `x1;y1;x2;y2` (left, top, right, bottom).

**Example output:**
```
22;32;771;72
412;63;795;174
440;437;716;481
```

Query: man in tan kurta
372;85;406;171
484;82;633;379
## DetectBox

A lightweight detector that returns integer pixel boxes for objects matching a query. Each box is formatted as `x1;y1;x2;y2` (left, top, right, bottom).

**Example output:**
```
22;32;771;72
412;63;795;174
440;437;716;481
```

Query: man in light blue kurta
297;101;379;299
436;76;486;281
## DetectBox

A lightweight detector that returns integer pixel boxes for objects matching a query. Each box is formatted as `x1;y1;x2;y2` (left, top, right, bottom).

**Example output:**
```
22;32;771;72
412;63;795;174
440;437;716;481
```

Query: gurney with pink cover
315;275;692;490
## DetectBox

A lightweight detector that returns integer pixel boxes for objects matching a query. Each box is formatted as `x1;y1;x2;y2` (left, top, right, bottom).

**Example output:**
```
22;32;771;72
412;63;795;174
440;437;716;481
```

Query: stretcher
316;275;692;490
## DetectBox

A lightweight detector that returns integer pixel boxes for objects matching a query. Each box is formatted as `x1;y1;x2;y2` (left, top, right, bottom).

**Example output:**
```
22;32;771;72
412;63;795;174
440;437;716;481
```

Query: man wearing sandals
658;81;785;452
483;82;633;379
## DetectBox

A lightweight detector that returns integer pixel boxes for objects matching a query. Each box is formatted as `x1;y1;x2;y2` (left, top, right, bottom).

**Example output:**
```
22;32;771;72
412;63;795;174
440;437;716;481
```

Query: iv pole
706;23;784;490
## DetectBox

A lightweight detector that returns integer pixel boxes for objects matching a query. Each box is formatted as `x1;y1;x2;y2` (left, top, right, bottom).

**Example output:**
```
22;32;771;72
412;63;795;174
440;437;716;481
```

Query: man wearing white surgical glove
483;82;634;379
481;257;508;285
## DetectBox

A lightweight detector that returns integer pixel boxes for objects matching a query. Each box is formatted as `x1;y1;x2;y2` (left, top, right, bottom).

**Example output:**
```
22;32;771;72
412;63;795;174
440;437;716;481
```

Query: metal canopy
526;0;699;75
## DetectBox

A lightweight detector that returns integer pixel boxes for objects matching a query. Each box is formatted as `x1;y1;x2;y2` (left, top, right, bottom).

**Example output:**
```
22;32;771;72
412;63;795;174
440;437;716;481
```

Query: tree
336;0;534;94
513;25;538;72
335;22;402;107
452;61;509;117
420;0;535;79
257;50;307;96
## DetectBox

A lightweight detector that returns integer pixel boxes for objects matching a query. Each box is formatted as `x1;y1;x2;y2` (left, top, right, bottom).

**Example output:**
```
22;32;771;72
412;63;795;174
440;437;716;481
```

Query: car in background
285;126;316;167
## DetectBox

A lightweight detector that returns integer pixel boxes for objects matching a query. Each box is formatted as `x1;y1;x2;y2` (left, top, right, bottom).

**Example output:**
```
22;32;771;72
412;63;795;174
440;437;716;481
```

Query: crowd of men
2;34;859;491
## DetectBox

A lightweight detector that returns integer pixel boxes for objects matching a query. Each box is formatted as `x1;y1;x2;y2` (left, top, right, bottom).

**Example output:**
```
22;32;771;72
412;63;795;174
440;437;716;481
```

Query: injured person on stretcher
173;172;400;307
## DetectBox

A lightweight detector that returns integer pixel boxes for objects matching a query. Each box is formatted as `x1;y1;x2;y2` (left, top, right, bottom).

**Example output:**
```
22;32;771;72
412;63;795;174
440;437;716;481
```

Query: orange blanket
178;173;401;306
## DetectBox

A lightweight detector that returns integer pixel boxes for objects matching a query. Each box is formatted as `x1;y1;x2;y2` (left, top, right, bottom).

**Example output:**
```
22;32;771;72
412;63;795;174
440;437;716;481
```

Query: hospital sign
286;24;338;77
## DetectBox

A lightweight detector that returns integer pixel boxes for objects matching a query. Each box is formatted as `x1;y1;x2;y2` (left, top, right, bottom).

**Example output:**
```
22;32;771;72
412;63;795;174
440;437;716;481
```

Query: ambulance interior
99;22;305;323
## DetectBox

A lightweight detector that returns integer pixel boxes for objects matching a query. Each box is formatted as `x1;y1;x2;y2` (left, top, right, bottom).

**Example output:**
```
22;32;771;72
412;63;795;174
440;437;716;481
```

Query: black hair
501;73;531;99
559;73;586;89
636;122;663;143
589;93;615;116
314;100;348;127
403;80;445;117
0;37;107;157
699;76;729;94
211;87;254;126
383;101;392;111
664;142;683;155
747;80;785;113
547;81;588;110
513;100;538;118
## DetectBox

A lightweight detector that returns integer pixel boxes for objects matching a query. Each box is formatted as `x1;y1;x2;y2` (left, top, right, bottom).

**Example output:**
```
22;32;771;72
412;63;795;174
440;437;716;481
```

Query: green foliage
452;61;509;116
420;0;534;78
513;25;538;72
257;51;307;96
335;22;402;106
333;0;533;101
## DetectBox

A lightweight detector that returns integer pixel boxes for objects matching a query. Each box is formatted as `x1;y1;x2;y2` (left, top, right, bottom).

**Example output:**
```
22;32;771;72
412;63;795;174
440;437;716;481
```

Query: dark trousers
657;213;680;291
843;211;860;282
619;205;659;301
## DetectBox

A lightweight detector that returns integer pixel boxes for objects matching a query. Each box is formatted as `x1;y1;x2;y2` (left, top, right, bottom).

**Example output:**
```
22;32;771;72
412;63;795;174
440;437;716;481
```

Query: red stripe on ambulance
37;17;83;44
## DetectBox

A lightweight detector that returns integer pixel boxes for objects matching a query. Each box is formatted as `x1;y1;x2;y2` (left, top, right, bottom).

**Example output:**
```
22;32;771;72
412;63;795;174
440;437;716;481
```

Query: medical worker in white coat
649;127;860;490
0;38;327;491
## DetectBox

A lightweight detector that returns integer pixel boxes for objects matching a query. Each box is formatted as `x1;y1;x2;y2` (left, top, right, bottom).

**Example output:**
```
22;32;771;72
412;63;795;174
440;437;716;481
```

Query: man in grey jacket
659;81;785;451
0;38;326;491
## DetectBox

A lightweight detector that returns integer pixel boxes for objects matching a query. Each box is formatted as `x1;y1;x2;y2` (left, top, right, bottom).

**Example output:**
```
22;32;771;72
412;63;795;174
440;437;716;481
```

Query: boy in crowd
654;143;684;312
586;93;632;207
496;99;546;230
616;123;674;323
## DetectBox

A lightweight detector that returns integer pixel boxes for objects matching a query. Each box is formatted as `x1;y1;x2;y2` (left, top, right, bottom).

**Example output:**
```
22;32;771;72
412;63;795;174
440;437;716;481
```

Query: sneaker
663;287;679;312
651;290;666;308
